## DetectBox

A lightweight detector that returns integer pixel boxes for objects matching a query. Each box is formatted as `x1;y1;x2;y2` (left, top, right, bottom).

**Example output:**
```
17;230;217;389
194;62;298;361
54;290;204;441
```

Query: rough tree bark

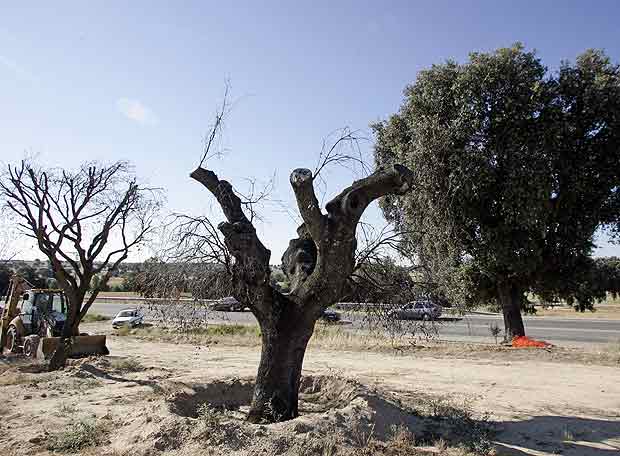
497;281;526;341
190;163;414;423
47;290;86;371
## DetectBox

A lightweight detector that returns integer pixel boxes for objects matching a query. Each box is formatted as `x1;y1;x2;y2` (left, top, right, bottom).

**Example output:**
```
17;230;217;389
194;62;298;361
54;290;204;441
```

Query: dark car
209;296;245;312
319;308;341;323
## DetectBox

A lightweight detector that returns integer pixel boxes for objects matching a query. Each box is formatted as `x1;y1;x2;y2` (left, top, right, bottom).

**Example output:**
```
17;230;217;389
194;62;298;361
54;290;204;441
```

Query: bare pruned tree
189;145;414;422
0;160;161;369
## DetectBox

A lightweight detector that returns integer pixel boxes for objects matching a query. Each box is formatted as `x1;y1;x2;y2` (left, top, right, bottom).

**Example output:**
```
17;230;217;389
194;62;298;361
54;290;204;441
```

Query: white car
388;301;443;321
112;309;144;328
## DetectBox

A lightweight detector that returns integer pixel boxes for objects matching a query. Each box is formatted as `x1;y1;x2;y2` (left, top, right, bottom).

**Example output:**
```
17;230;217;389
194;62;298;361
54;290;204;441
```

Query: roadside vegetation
111;322;620;367
82;313;111;323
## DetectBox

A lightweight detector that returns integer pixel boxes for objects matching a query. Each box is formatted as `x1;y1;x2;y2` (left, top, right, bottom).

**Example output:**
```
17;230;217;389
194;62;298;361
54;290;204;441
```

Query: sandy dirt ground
0;330;619;456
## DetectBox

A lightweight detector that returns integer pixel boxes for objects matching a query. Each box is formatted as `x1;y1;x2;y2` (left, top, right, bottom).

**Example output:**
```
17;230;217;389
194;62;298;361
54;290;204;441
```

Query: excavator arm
0;275;26;350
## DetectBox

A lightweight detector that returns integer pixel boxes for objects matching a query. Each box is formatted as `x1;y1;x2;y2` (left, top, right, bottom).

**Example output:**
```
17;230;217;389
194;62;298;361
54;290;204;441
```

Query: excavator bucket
37;335;109;359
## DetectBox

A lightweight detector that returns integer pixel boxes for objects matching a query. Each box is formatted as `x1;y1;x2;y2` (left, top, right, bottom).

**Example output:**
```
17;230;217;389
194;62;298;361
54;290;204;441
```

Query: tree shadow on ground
436;317;463;322
70;359;169;394
493;415;620;456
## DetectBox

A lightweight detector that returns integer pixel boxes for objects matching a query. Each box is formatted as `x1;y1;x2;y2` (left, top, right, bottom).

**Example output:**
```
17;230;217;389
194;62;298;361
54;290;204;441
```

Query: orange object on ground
512;336;553;348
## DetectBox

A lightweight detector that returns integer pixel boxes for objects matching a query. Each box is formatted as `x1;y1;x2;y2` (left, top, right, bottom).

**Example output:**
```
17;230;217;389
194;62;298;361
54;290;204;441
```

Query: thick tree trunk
47;326;73;371
247;314;315;423
47;295;81;371
497;282;525;341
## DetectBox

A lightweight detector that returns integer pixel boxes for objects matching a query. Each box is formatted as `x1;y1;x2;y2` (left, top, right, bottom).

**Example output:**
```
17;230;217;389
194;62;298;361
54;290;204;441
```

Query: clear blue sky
2;1;619;260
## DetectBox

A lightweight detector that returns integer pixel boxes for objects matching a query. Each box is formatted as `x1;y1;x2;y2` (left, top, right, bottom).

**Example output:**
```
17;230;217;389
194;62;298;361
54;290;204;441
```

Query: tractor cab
19;289;67;337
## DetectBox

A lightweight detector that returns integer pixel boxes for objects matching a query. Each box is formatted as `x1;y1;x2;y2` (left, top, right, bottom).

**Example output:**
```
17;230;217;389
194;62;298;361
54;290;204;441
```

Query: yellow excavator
1;275;108;359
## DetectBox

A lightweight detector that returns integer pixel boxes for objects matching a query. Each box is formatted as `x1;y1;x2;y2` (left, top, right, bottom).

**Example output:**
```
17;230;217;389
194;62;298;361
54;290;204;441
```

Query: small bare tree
0;160;160;369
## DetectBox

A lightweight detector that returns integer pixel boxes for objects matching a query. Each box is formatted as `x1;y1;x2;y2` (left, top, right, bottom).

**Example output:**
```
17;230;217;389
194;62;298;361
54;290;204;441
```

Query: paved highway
90;301;620;345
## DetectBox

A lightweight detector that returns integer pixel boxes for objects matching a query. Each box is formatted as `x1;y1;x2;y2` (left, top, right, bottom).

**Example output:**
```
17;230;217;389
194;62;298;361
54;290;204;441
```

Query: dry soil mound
104;374;426;455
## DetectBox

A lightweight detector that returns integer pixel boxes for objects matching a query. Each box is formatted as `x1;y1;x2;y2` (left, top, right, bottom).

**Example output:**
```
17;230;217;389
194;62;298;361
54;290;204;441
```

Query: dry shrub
109;357;145;372
412;396;493;455
82;313;111;322
46;419;109;452
115;324;261;346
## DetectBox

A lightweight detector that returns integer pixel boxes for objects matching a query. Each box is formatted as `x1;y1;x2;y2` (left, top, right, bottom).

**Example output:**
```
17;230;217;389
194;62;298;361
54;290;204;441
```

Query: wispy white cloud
0;54;37;82
116;98;158;125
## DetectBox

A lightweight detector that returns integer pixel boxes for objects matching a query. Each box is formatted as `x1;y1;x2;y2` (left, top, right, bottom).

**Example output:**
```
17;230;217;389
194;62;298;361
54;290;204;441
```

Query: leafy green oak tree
541;256;620;312
373;44;620;339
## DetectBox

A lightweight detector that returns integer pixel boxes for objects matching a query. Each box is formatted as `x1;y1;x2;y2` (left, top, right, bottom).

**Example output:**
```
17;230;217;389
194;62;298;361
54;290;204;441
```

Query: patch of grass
606;339;620;361
412;395;493;455
344;428;476;456
116;322;411;352
109;357;145;372
197;403;224;429
115;324;262;346
54;377;103;393
193;403;253;448
57;402;78;415
310;325;397;351
115;325;132;336
203;324;261;337
0;370;52;386
82;313;111;322
46;419;108;452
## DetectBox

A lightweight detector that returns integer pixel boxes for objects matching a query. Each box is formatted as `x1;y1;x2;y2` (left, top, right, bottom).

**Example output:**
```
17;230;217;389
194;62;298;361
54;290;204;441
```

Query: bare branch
198;81;232;168
289;168;323;240
190;166;273;315
313;127;371;181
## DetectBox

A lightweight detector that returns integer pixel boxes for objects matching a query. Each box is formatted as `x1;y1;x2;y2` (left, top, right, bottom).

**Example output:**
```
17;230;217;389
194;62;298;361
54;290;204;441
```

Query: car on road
112;309;144;328
320;308;341;323
209;296;245;312
388;301;442;321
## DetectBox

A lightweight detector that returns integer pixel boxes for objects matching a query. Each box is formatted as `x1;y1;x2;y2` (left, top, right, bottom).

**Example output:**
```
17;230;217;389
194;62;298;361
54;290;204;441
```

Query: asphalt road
91;301;620;345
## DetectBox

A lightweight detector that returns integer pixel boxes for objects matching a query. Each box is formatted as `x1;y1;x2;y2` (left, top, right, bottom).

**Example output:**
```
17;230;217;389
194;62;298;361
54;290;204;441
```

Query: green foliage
90;274;110;292
347;257;420;305
46;419;107;452
135;257;233;300
374;44;620;310
550;256;620;311
16;265;47;288
270;268;291;293
121;271;139;291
